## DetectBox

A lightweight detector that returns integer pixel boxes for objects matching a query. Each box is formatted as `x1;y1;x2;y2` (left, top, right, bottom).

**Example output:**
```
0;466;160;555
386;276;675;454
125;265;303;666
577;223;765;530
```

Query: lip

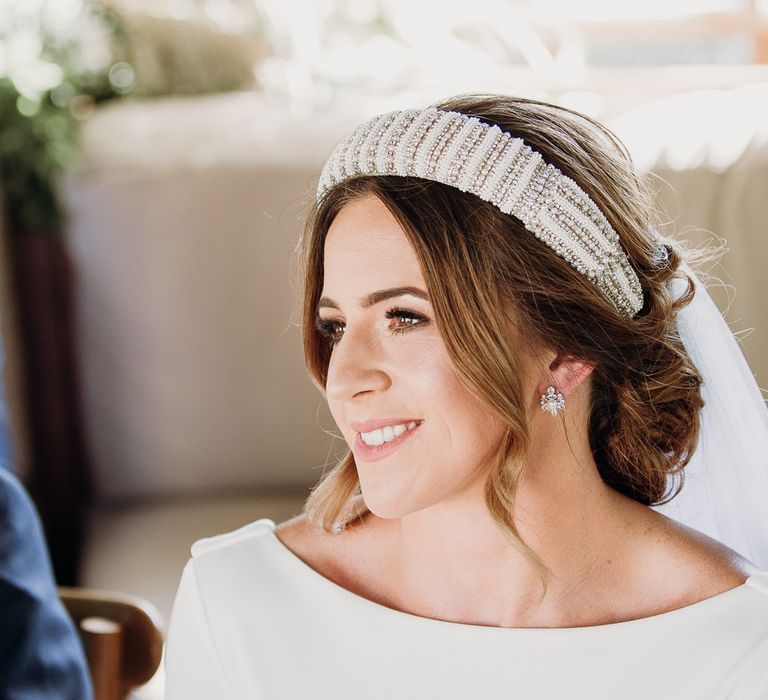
350;418;422;433
353;421;422;462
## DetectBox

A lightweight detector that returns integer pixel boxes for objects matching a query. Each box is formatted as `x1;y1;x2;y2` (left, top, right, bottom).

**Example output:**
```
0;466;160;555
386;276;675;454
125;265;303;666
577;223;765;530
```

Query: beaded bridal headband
317;106;645;318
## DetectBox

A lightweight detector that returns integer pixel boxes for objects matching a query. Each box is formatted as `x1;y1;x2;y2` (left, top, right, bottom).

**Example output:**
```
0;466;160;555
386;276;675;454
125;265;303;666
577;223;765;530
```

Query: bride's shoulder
273;511;388;593
272;508;763;612
273;513;357;566
189;517;277;560
273;513;321;554
636;511;761;598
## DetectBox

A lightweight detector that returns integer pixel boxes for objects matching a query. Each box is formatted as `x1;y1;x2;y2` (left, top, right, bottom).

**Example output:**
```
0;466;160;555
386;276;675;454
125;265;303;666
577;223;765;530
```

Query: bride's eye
314;307;429;348
314;317;345;347
385;307;428;335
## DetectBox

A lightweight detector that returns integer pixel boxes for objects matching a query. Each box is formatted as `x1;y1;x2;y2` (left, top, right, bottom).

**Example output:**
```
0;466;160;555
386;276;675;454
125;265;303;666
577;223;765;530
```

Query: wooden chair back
59;586;164;700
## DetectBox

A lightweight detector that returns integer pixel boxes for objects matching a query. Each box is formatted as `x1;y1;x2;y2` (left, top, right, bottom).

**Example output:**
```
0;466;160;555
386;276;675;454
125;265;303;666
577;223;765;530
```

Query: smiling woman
312;193;511;522
296;99;700;582
164;95;768;699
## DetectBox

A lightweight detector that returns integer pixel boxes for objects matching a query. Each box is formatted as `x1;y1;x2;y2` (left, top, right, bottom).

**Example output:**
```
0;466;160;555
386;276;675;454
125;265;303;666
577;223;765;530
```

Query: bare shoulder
272;507;758;620
272;511;390;595
638;510;760;599
274;503;384;551
273;513;357;580
273;513;328;559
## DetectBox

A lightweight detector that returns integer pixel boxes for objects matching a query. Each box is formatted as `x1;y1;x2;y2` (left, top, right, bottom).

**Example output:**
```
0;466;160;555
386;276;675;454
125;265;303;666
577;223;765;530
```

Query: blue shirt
0;467;93;699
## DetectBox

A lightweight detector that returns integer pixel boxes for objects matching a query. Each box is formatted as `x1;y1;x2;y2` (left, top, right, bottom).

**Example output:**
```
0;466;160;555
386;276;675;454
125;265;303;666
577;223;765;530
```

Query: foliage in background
0;78;82;235
0;0;268;235
0;1;119;235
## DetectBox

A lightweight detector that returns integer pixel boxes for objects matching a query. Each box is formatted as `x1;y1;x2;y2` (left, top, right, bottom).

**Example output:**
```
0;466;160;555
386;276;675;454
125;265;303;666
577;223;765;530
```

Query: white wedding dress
164;518;768;700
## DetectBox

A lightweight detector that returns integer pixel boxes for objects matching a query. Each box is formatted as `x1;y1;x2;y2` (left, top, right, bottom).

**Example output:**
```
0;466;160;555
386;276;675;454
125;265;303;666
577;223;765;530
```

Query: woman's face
317;193;511;519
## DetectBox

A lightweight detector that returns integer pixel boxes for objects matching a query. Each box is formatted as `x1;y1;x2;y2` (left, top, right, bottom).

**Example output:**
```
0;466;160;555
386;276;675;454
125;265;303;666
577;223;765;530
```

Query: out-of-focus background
1;0;767;696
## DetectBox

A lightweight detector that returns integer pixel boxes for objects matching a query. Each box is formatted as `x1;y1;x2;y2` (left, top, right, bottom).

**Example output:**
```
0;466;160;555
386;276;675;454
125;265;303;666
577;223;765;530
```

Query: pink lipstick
353;421;423;462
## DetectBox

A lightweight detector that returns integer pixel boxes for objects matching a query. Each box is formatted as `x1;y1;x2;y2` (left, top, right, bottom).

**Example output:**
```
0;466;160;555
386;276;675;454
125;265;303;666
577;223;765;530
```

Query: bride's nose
325;323;391;401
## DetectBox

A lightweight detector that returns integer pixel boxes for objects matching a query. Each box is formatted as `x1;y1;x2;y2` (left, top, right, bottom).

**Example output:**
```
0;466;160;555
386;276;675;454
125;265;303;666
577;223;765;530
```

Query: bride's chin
357;487;412;521
365;504;402;520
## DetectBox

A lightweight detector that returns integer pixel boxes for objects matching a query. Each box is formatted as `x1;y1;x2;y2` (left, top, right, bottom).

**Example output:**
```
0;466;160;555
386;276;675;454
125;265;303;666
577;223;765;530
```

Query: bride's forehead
327;196;404;240
324;227;413;259
322;240;422;292
324;199;417;265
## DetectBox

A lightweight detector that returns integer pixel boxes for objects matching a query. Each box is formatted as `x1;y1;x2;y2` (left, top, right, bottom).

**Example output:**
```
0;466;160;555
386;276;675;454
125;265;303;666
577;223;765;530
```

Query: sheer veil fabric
650;259;768;570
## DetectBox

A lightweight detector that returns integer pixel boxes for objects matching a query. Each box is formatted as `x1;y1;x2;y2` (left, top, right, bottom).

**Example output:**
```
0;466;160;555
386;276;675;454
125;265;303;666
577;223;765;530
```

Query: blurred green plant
0;0;120;235
0;78;81;235
0;0;274;234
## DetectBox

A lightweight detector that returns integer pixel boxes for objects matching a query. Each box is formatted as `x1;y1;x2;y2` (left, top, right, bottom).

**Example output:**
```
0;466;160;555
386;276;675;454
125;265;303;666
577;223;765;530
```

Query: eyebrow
317;286;430;311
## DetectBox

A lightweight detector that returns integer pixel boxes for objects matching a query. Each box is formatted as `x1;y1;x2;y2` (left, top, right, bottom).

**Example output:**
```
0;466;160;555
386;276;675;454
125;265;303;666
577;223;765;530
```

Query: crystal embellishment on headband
317;106;644;318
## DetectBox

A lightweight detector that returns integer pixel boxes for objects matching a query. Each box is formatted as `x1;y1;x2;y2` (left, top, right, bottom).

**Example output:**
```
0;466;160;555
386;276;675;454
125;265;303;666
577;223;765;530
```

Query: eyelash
315;307;428;348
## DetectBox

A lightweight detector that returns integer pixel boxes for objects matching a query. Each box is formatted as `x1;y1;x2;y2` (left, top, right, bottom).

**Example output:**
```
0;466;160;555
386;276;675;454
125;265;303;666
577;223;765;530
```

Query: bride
164;95;768;699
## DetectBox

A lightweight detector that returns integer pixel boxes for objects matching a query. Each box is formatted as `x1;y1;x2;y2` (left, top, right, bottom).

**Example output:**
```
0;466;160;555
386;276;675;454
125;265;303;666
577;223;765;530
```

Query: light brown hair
296;94;704;586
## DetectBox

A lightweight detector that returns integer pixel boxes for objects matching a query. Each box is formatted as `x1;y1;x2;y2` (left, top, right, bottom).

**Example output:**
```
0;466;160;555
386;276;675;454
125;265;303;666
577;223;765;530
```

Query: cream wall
609;85;768;394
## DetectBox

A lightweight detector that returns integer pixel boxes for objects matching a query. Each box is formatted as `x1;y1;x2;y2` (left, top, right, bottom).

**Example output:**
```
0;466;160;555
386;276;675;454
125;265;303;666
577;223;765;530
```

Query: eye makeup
314;307;429;348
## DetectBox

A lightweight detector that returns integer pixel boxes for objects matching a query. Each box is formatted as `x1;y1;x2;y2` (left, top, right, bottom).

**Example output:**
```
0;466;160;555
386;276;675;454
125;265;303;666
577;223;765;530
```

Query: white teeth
360;421;420;446
362;431;383;446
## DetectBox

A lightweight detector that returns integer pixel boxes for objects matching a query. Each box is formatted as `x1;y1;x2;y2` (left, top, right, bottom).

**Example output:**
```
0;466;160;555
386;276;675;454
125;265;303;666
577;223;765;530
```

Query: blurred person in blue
0;335;93;699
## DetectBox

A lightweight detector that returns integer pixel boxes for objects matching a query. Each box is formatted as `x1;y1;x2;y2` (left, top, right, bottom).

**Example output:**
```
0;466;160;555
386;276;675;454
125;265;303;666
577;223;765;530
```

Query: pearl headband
317;106;644;318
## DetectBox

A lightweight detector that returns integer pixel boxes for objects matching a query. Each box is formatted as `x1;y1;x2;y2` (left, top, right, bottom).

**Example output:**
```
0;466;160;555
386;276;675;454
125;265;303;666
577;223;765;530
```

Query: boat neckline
261;520;760;634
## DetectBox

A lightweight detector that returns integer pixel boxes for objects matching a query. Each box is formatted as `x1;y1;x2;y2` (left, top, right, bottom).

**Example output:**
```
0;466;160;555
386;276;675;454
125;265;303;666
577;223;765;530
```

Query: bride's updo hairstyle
297;94;704;582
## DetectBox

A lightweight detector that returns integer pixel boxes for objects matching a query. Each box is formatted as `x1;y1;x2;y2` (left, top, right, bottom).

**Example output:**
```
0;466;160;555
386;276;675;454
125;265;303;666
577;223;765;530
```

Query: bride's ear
542;354;596;399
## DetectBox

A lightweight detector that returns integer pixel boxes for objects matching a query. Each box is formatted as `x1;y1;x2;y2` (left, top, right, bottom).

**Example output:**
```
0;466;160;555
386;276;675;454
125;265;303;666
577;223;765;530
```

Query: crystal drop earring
540;386;566;416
